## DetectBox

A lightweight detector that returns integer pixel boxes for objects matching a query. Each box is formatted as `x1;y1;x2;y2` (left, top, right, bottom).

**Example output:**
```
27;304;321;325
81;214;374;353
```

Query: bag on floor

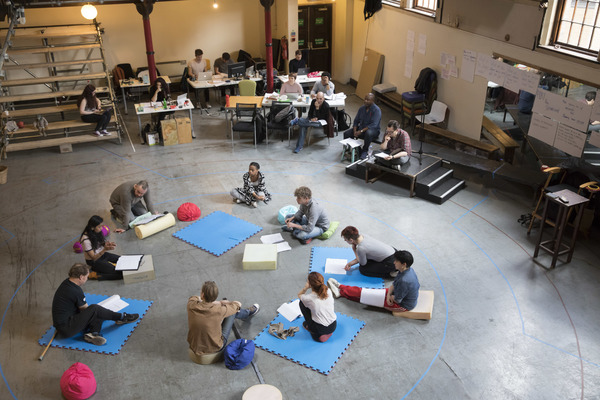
335;109;351;131
224;339;255;370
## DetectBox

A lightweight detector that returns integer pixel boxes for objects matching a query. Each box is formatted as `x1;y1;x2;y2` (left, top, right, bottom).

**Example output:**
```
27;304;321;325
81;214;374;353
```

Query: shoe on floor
115;313;139;325
101;130;111;136
327;278;340;298
300;238;312;245
389;270;399;278
233;198;241;203
247;304;260;317
88;271;99;280
84;332;106;346
293;146;302;153
251;201;258;208
206;104;212;109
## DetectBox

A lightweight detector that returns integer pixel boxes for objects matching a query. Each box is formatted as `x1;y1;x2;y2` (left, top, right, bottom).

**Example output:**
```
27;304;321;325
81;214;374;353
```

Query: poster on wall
459;49;476;83
528;113;558;147
520;69;540;94
418;33;427;55
475;53;492;80
487;59;507;87
503;66;521;93
554;124;587;158
533;89;592;132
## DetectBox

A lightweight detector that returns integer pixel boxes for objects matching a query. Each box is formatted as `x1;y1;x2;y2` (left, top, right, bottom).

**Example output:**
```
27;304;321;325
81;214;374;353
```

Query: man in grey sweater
283;186;330;245
109;180;156;227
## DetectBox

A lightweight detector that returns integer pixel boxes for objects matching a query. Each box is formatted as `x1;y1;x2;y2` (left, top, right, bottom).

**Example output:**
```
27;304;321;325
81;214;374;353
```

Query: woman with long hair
78;84;111;137
298;272;336;342
149;77;174;142
341;225;396;278
80;215;123;280
230;162;271;208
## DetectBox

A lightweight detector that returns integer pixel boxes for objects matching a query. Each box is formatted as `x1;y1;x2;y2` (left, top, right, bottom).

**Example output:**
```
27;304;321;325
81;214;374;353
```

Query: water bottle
368;144;373;158
226;95;230;108
162;99;167;110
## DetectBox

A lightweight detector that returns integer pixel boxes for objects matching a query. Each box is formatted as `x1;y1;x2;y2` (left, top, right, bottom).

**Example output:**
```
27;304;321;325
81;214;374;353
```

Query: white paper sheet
406;30;415;52
261;233;284;244
475;53;493;79
554;124;587;158
276;241;292;252
98;295;129;312
374;152;389;159
277;299;301;322
339;138;364;148
115;255;144;271
325;258;348;275
359;288;386;308
418;33;427;55
459;49;477;83
528;113;558;146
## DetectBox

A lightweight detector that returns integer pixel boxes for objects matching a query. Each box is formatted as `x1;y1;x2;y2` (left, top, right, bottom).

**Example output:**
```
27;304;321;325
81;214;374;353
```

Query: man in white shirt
187;49;210;109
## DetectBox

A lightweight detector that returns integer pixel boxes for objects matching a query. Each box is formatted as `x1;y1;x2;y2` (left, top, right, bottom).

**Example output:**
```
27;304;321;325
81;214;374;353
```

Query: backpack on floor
335;109;351;131
224;339;255;370
274;104;295;124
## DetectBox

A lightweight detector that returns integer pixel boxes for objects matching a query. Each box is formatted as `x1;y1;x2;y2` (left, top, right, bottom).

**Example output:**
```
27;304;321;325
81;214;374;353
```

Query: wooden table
120;76;171;115
533;189;589;269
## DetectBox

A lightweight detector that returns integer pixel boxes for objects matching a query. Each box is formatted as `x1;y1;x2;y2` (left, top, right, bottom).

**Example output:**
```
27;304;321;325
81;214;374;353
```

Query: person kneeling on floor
328;250;419;312
187;281;259;361
52;264;139;346
298;272;337;342
282;186;330;245
109;180;158;227
80;215;124;281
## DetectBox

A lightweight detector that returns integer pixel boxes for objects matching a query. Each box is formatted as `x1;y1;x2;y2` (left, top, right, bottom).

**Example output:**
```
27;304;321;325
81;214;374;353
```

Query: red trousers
339;285;408;312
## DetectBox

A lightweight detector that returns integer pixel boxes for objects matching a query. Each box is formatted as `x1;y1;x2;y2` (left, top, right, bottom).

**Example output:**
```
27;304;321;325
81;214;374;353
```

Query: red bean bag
177;203;201;222
60;362;97;400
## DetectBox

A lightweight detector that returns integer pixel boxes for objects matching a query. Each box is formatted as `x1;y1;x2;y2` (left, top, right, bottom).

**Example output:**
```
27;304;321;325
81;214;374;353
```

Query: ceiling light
81;4;98;20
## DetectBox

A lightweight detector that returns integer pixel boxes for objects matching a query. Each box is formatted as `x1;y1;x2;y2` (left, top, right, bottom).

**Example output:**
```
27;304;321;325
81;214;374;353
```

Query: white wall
351;3;600;139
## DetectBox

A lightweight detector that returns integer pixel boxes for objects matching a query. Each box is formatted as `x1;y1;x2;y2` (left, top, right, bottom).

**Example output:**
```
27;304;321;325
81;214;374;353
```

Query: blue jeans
343;127;379;154
296;118;322;149
221;307;252;346
284;214;323;240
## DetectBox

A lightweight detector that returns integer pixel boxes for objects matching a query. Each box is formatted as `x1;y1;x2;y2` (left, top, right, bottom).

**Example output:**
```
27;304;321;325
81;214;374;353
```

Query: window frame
550;0;600;58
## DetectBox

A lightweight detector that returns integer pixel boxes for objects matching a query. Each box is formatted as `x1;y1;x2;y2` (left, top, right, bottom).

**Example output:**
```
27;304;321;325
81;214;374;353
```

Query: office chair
238;80;257;96
231;103;259;148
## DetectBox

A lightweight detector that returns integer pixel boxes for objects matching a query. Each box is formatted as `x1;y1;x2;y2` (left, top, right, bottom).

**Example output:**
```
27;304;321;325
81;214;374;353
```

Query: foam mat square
172;210;262;256
254;312;365;375
310;247;385;288
38;294;152;356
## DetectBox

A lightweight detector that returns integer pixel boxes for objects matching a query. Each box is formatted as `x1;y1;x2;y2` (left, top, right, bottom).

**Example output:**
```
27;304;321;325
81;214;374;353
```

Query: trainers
289;118;299;126
251;201;258;208
100;130;111;136
93;131;101;137
88;271;99;280
233;198;239;203
300;238;312;245
293;146;302;153
115;313;139;325
389;270;399;278
84;332;106;346
247;304;260;317
327;278;340;298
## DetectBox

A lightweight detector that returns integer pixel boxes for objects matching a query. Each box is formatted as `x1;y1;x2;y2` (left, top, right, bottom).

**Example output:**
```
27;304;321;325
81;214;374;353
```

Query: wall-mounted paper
533;89;592;132
528;113;558;146
418;33;427;55
520;69;540;94
488;60;507;87
475;53;492;79
460;50;476;83
554;124;587;157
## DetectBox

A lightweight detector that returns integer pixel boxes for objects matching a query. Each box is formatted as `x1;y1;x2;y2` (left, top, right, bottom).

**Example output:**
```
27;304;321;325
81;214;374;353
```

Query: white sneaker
327;278;340;298
93;131;101;137
252;201;258;208
235;199;241;204
206;104;212;109
247;304;260;317
101;130;111;136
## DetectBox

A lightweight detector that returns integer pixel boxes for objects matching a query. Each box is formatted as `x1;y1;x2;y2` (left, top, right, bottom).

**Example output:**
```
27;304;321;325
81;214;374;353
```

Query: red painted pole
142;16;157;84
264;6;273;93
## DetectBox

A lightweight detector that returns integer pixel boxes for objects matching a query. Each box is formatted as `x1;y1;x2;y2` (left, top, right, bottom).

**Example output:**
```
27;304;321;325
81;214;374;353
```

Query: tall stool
533;189;589;269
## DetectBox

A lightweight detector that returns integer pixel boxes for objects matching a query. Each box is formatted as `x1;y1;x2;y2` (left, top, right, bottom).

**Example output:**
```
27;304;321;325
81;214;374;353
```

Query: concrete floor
1;85;600;400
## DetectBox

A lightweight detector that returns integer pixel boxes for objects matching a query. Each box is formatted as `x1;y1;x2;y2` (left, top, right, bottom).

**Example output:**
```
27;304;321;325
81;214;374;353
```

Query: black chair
231;103;258;148
266;101;294;144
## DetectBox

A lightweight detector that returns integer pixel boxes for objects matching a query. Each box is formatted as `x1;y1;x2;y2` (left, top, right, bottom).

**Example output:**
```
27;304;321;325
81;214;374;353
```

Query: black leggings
86;252;123;281
359;254;396;278
81;110;111;131
299;300;337;341
55;304;122;338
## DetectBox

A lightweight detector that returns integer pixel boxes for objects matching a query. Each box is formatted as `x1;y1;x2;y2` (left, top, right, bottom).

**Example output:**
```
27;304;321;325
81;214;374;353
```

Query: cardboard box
176;117;193;144
242;244;277;270
161;119;179;146
123;255;156;284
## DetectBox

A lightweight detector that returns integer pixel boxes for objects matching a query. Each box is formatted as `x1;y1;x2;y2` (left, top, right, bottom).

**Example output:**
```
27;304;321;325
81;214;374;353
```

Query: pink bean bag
60;362;97;400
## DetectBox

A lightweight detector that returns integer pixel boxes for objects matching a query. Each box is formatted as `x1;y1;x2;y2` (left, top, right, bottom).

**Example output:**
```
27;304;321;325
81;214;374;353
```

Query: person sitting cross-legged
282;186;330;245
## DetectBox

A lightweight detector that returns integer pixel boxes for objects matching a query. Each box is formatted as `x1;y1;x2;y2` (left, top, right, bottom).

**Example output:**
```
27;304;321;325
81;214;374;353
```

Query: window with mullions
414;0;437;13
553;0;600;56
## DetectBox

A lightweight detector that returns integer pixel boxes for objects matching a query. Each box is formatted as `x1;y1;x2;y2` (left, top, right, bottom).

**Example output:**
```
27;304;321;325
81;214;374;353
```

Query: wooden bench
3;59;104;70
0;25;98;39
0;87;109;104
1;104;78;119
1;72;107;87
481;116;519;164
5;134;115;153
422;123;500;160
8;117;117;136
392;290;434;320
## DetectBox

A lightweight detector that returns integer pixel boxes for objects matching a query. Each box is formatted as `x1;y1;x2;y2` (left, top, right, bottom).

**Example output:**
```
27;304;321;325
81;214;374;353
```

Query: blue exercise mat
173;210;262;256
310;247;385;289
254;312;365;375
39;294;152;356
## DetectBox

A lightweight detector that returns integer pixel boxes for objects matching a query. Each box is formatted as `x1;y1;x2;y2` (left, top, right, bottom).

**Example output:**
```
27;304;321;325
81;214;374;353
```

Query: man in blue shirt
343;93;381;159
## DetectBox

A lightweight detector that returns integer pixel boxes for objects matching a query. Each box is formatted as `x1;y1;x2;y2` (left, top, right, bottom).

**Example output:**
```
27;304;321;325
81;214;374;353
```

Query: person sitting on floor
328;250;420;312
230;162;271;208
78;84;111;137
80;215;124;281
341;225;396;278
377;119;412;169
291;91;331;153
343;93;382;160
52;263;139;346
187;281;259;361
283;186;330;245
298;272;337;342
109;180;157;227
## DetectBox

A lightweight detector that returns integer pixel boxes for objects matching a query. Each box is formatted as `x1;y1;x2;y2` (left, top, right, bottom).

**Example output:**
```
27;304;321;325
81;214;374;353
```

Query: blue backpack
224;339;255;370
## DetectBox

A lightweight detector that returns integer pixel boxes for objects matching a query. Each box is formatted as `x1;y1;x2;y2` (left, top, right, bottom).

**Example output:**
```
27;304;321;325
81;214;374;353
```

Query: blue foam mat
173;210;262;256
39;294;152;355
310;247;385;288
254;312;365;375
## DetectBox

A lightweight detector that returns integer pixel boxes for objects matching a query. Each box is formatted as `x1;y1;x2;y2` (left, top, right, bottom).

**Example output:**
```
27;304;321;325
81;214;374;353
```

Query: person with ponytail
80;215;124;281
341;225;396;278
297;272;337;342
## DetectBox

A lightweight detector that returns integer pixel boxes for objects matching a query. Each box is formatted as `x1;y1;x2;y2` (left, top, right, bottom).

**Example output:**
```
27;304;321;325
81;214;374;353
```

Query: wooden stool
533;189;589;269
341;143;360;163
188;348;224;365
242;384;282;400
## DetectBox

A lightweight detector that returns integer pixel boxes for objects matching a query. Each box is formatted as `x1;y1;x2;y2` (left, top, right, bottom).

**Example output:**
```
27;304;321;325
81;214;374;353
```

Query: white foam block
242;244;277;270
392;290;434;320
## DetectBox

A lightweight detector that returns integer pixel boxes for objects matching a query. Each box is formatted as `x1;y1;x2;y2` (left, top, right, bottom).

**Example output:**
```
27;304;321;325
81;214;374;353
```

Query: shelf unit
0;22;122;158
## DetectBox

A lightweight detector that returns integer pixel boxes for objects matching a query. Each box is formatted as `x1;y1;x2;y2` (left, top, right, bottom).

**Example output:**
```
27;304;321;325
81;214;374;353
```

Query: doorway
298;4;332;73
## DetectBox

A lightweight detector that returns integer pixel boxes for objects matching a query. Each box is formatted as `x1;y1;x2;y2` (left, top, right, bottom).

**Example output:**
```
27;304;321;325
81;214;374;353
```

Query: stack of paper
260;233;292;252
325;258;348;274
98;295;129;312
339;138;364;148
115;255;144;271
277;299;302;322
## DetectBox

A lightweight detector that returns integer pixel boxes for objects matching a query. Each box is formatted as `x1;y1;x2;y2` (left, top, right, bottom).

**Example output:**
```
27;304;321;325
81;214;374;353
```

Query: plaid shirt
389;129;412;155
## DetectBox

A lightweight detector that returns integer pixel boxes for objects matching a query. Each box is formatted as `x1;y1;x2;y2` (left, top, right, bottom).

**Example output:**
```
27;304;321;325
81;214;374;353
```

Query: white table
119;76;171;115
134;101;195;140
